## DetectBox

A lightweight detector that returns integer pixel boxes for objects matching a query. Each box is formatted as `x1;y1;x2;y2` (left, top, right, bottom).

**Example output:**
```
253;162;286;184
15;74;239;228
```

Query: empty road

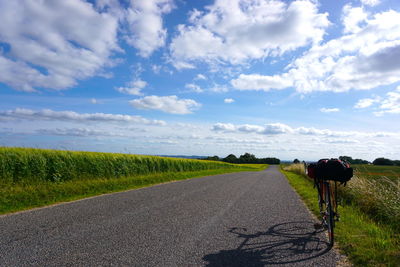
0;166;343;266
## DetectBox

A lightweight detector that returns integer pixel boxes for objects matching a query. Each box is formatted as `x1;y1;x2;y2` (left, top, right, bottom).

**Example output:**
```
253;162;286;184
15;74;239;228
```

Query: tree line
292;156;400;166
340;156;400;166
204;153;280;164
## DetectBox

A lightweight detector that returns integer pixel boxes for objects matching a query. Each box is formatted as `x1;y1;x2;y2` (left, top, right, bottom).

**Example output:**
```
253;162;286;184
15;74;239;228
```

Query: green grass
0;147;267;215
281;169;400;266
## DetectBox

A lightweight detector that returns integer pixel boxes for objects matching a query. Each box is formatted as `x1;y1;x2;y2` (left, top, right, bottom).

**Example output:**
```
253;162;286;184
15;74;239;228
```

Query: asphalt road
0;165;342;266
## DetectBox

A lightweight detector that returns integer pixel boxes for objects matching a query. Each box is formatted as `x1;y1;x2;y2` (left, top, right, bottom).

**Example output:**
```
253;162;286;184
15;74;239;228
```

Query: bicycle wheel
324;182;335;246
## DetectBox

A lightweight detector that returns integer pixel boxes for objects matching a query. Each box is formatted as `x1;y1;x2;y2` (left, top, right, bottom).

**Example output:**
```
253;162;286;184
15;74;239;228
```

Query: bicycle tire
325;182;335;246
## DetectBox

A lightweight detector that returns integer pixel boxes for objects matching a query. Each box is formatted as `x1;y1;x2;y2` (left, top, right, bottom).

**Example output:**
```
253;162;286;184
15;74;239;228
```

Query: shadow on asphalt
202;221;331;266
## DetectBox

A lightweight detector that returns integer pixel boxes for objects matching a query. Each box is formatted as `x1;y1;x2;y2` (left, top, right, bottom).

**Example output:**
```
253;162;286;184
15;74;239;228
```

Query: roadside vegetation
0;147;267;214
282;163;400;266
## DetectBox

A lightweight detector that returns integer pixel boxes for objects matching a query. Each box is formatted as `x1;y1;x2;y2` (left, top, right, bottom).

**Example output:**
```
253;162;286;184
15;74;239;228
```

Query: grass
281;166;400;266
0;147;267;215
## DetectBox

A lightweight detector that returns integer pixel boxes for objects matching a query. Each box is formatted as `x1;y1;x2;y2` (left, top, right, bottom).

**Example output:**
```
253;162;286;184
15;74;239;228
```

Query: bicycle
306;159;352;247
314;178;338;246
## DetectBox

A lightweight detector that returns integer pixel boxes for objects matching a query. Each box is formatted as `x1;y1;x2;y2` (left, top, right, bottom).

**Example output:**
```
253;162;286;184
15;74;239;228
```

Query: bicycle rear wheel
324;182;335;246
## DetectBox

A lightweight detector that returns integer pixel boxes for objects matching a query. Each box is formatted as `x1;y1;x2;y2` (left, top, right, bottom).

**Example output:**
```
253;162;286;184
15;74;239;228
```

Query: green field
353;164;400;181
0;147;267;214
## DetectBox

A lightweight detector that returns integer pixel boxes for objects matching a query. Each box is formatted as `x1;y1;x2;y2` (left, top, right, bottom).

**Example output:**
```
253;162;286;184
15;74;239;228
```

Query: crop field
353;164;400;181
0;147;266;214
0;147;255;185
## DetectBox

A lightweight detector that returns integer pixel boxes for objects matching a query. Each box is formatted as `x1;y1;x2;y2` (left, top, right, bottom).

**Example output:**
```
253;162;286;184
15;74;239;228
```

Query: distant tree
239;153;257;163
223;154;238;163
293;159;300;164
339;156;353;163
339;156;369;164
393;160;400;166
261;157;280;164
205;156;220;161
373;157;394;166
222;153;280;164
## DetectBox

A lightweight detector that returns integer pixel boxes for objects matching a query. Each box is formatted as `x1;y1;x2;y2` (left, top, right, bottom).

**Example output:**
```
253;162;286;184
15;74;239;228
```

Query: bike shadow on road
202;221;331;266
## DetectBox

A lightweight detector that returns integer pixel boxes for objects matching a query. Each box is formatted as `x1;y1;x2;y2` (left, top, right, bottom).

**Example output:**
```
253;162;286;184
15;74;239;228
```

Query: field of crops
0;147;266;214
353;164;400;181
0;147;250;185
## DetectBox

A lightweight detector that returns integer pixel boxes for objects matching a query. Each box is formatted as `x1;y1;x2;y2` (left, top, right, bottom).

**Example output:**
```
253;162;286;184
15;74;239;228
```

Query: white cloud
0;0;120;92
185;83;204;93
91;98;98;104
224;98;235;103
360;0;381;7
129;95;201;114
195;74;207;80
354;97;380;108
212;122;398;138
231;73;293;91
342;5;368;34
237;124;264;133
212;122;294;135
212;123;236;132
231;8;400;93
124;0;174;57
262;123;294;135
375;87;400;116
116;79;147;95
0;108;166;125
169;0;329;69
320;108;340;113
354;87;400;115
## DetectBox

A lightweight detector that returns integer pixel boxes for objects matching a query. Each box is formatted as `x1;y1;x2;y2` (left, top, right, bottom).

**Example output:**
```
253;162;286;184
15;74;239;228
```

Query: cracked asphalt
0;165;342;266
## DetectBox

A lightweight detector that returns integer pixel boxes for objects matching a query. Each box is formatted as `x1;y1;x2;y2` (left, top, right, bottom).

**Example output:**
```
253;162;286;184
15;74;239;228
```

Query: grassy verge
1;164;267;215
281;169;400;266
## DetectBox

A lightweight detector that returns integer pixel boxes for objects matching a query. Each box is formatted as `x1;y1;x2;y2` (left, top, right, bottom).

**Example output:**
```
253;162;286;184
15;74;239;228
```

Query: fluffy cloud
125;0;174;57
360;0;381;7
354;97;380;108
212;122;293;135
169;0;329;68
0;108;166;125
231;73;293;91
320;108;340;113
129;95;201;114
212;123;236;132
116;79;147;95
354;87;400;115
377;88;400;115
231;7;400;93
224;98;235;103
212;122;397;138
0;0;119;92
342;5;368;34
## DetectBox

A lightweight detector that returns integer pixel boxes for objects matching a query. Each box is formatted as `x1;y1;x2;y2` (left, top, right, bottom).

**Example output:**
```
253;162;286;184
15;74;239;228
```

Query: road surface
0;165;343;266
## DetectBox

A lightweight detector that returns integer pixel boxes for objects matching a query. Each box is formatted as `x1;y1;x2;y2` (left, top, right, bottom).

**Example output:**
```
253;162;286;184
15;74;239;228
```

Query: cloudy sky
1;0;400;161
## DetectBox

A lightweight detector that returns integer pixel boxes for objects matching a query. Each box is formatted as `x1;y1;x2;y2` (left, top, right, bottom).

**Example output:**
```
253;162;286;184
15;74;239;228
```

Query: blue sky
1;0;400;161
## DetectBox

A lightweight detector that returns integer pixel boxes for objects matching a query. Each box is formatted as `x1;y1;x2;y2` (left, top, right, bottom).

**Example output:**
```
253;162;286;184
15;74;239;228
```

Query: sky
1;0;400;161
